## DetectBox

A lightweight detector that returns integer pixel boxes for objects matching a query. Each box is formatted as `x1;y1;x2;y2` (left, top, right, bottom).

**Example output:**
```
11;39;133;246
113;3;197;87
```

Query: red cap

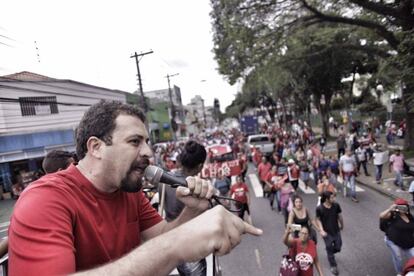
394;198;409;206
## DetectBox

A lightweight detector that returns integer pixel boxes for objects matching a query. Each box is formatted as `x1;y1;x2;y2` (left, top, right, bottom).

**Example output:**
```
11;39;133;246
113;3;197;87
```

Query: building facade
0;71;129;193
144;85;186;142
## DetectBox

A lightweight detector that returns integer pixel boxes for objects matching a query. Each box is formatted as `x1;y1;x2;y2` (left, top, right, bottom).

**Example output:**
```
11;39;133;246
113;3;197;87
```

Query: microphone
144;165;187;188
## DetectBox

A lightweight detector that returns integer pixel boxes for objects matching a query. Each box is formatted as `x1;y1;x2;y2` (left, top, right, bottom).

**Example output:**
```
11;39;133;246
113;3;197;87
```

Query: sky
0;0;239;111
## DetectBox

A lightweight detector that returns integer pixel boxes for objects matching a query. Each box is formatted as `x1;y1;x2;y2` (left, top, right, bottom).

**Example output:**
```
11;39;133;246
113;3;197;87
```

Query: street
219;163;397;276
0;142;412;275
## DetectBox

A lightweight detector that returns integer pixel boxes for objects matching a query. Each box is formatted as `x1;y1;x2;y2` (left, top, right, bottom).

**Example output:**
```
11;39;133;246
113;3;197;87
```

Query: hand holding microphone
144;165;215;212
144;165;263;261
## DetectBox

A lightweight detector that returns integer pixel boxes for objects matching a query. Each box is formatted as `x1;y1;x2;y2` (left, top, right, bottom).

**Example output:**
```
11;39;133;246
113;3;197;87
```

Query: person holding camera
283;225;324;276
380;198;414;276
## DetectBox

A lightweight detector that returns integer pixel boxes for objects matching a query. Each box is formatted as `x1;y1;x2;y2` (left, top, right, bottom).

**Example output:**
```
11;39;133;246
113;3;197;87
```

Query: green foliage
357;97;385;114
330;97;346;110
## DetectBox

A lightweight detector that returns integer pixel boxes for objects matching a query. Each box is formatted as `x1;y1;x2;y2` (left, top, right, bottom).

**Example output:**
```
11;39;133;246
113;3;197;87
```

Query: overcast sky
0;0;239;110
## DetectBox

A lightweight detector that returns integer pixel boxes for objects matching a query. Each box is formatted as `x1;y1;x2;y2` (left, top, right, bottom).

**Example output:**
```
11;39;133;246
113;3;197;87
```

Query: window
249;136;270;143
19;96;58;116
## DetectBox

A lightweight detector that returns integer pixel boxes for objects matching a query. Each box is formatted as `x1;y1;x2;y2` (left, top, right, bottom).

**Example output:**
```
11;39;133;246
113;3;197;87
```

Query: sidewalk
0;199;15;225
356;162;413;203
315;127;412;203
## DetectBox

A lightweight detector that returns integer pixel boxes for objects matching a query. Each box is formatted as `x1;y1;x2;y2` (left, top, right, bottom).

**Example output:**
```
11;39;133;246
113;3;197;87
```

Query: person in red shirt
252;147;263;167
265;165;279;210
230;175;250;220
258;156;272;197
8;100;262;276
283;225;324;276
288;159;300;191
238;152;248;181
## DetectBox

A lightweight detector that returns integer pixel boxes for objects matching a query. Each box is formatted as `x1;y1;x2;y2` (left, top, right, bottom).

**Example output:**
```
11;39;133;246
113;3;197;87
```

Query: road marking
340;181;365;192
356;185;365;192
0;228;8;233
254;249;262;269
0;222;10;228
298;179;316;194
248;174;263;198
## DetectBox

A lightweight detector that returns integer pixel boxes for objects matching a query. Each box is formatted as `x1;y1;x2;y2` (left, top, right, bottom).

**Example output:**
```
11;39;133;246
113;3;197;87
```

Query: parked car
246;134;274;159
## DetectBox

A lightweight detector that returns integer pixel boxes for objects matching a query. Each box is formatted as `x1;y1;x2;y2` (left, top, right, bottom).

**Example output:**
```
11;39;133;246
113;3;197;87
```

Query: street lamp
320;94;326;105
376;84;384;95
389;92;399;122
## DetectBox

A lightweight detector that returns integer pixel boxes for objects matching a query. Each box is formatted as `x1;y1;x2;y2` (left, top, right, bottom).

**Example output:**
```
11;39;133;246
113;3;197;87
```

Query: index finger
242;222;263;236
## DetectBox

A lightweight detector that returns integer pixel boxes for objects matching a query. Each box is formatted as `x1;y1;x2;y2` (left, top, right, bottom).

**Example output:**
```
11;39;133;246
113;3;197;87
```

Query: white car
246;134;274;157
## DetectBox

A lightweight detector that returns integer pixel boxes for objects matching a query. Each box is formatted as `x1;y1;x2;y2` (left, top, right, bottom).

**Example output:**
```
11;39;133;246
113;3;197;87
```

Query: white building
184;95;216;134
144;86;185;139
0;71;129;192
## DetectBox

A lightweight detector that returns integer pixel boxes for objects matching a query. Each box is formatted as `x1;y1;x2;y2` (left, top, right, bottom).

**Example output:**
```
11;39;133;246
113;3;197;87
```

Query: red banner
201;159;241;178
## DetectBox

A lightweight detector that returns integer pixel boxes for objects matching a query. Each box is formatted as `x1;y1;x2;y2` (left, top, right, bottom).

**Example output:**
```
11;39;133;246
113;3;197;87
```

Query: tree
211;0;414;149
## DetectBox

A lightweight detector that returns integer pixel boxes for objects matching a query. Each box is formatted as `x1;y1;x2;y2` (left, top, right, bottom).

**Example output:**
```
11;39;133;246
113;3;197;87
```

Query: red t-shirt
230;182;249;203
8;164;163;275
258;162;272;181
291;239;317;276
253;151;263;165
288;165;300;180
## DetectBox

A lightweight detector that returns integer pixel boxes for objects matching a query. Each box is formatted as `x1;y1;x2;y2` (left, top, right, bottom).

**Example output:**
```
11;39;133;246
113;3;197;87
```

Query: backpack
279;254;299;276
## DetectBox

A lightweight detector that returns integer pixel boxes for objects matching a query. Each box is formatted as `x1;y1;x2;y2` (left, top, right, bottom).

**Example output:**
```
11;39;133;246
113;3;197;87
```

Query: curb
356;178;414;211
355;178;399;200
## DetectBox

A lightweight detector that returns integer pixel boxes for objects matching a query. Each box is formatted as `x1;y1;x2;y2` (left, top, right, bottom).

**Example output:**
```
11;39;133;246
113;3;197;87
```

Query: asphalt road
219;164;397;276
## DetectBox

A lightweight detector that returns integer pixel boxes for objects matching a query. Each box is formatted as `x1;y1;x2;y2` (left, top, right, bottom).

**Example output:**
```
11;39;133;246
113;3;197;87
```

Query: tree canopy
211;0;414;148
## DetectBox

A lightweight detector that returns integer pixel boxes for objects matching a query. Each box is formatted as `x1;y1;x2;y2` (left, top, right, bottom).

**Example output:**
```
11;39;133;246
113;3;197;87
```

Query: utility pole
201;98;207;127
130;50;153;112
200;80;208;128
166;73;179;141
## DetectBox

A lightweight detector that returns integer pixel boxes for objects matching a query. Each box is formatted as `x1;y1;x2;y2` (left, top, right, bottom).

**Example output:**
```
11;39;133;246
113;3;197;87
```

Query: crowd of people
1;100;413;276
148;116;413;276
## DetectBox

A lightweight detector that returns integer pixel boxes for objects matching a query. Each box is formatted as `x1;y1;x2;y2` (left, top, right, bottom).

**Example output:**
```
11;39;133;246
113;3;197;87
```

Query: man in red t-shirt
230;175;250;220
8;101;262;276
252;147;263;166
288;159;300;191
258;156;272;196
238;152;248;181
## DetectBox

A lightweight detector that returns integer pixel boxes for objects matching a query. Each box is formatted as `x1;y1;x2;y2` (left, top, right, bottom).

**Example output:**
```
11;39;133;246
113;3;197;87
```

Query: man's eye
131;139;141;145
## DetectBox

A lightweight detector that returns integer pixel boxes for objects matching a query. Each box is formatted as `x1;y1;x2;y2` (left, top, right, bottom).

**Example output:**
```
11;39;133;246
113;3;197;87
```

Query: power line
130;50;153;113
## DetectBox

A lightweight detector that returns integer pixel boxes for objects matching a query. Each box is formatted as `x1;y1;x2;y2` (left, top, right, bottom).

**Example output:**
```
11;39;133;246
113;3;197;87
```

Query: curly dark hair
320;191;334;204
177;140;207;170
76;100;145;160
42;150;75;173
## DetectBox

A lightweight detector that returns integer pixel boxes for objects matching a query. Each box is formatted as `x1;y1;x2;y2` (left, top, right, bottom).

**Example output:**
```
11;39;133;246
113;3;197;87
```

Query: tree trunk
319;106;330;138
405;112;414;151
306;103;312;129
400;33;414;151
279;97;288;127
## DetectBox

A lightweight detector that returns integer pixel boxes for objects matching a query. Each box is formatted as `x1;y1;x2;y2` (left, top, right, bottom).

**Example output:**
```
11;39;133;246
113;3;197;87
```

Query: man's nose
140;142;153;159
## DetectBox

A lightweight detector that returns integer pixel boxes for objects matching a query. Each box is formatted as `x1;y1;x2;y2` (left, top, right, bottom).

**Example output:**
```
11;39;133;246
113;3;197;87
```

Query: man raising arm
8;100;262;276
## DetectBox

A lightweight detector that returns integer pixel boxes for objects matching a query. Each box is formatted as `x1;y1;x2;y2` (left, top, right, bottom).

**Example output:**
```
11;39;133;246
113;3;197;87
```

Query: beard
120;158;149;193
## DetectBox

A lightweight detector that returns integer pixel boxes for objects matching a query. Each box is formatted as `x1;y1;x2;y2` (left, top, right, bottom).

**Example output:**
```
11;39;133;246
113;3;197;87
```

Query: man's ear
86;136;103;159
